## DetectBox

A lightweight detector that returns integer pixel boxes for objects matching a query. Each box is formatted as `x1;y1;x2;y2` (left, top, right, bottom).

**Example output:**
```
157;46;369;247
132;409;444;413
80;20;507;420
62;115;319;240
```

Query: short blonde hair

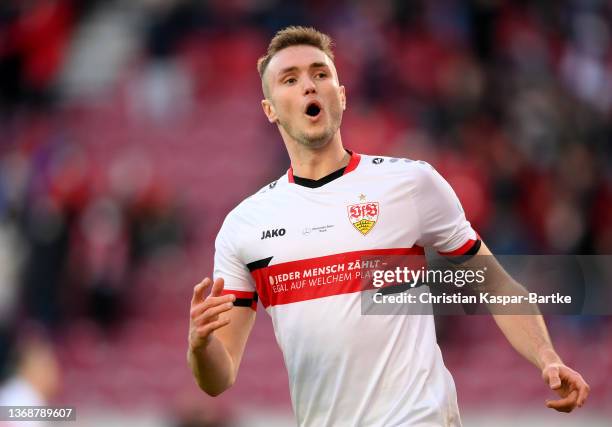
257;26;335;78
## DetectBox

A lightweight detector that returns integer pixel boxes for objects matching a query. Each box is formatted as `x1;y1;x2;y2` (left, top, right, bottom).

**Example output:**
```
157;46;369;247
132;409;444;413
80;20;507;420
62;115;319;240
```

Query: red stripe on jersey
250;247;425;308
438;238;478;256
220;290;255;299
220;290;257;310
287;150;361;183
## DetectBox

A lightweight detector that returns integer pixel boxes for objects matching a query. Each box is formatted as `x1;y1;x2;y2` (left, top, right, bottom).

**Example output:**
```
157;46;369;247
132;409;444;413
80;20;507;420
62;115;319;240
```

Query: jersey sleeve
413;162;480;256
214;215;258;309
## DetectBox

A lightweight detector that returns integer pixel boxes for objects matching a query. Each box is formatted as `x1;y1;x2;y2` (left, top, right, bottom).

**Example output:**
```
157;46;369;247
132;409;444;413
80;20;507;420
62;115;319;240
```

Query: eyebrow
278;62;330;77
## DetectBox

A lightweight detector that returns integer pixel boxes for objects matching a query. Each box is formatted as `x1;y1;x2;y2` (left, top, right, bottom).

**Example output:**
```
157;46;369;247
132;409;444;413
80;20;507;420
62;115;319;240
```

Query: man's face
261;45;346;149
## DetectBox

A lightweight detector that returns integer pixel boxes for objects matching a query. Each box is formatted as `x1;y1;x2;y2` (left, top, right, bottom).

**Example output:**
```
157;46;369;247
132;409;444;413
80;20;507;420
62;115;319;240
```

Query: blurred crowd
0;0;611;421
0;0;192;383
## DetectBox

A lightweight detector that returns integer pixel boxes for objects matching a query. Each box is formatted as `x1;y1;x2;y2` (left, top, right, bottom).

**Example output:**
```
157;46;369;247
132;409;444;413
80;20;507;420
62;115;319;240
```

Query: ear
339;85;346;111
261;98;278;123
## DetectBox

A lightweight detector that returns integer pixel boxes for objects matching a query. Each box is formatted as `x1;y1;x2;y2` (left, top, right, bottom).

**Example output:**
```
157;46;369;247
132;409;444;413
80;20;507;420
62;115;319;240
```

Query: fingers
546;389;578;413
189;316;232;352
188;277;235;352
542;364;589;412
567;372;590;408
210;277;225;298
191;278;212;304
576;380;590;407
191;277;231;305
557;365;590;408
193;301;234;325
190;293;235;315
544;370;589;412
190;296;234;322
543;365;562;390
188;288;233;351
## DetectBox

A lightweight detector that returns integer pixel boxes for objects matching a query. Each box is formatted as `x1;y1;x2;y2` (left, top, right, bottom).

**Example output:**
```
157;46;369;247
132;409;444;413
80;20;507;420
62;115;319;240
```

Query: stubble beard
281;108;343;149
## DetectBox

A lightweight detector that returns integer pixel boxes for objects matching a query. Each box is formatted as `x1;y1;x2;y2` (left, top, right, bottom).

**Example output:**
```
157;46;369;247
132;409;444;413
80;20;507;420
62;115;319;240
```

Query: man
0;334;61;427
187;26;589;426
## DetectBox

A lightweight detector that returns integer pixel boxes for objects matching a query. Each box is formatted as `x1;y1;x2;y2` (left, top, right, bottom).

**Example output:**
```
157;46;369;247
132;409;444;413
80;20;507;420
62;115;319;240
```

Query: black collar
292;166;347;188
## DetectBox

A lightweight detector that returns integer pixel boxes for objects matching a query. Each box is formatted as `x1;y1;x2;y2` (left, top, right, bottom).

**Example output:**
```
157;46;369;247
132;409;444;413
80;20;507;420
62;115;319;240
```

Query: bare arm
187;277;256;396
465;241;590;412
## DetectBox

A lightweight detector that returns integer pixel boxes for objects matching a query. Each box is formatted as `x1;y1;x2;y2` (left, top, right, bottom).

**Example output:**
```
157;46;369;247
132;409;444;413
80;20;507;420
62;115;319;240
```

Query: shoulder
216;173;288;252
221;172;289;227
357;153;437;182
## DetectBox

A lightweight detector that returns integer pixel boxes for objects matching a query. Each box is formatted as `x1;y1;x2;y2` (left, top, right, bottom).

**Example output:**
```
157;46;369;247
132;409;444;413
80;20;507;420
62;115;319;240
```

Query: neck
285;132;348;180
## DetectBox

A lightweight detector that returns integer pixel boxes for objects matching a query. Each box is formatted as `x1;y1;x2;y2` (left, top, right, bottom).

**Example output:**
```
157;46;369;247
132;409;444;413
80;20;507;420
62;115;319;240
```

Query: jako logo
261;228;286;240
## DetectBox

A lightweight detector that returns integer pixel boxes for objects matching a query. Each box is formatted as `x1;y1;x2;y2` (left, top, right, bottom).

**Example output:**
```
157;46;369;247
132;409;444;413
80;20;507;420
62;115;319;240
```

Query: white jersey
214;152;479;427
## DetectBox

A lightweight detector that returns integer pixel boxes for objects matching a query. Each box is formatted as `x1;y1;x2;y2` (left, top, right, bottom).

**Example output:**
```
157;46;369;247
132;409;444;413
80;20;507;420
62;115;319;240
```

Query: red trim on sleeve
438;234;481;256
220;290;255;299
220;290;257;310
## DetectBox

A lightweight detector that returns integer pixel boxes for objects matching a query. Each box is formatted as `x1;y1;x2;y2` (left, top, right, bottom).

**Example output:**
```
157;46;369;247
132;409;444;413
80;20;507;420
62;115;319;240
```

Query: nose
302;76;316;95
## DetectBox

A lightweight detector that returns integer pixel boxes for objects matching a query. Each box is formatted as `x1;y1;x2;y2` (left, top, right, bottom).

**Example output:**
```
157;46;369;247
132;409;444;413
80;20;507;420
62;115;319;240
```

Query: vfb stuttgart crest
347;202;379;235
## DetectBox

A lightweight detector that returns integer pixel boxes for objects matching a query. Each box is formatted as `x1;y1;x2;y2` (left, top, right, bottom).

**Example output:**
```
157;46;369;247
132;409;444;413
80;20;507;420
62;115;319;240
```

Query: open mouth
305;102;322;118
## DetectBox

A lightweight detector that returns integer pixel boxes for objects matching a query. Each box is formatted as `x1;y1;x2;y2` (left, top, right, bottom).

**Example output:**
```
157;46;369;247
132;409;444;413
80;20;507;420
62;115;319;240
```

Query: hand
188;277;235;352
542;363;590;412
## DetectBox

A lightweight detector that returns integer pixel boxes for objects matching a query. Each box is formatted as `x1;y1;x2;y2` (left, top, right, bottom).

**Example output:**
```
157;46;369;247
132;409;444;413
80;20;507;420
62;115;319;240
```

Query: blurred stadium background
0;0;610;426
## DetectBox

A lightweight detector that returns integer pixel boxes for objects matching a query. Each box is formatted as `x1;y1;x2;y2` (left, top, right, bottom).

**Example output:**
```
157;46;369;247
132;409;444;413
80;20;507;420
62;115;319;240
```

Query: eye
315;72;327;79
284;77;297;85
